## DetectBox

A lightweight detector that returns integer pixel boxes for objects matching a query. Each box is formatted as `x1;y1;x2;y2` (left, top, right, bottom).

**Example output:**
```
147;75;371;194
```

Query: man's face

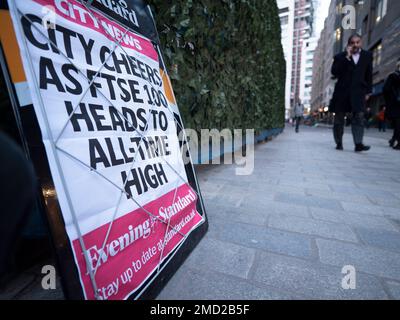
349;37;362;54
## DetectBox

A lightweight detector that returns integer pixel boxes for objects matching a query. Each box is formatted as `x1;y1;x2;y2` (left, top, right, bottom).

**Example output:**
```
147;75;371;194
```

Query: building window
375;0;387;24
280;15;289;25
372;42;383;68
278;7;289;14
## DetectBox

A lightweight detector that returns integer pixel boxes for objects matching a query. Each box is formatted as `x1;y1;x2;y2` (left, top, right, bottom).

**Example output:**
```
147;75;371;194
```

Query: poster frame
1;0;208;300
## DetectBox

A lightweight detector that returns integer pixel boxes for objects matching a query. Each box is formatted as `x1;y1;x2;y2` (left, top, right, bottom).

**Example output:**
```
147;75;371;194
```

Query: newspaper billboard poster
7;0;206;300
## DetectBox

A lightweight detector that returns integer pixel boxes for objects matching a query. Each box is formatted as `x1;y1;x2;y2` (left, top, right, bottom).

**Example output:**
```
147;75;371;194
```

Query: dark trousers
333;112;365;145
295;116;301;132
393;118;400;143
378;121;387;132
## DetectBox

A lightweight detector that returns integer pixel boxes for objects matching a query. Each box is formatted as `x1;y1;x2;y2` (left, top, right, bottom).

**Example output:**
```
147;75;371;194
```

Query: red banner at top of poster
33;0;158;61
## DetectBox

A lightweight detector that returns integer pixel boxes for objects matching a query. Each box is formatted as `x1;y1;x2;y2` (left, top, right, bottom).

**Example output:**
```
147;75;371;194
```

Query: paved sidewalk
2;125;400;300
158;125;400;300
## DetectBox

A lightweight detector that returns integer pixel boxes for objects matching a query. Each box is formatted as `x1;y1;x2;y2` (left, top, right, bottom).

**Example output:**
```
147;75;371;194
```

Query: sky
314;0;331;38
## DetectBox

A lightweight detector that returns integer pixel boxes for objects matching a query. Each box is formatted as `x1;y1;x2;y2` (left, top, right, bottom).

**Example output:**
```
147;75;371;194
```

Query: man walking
329;34;373;152
383;58;400;150
294;101;304;133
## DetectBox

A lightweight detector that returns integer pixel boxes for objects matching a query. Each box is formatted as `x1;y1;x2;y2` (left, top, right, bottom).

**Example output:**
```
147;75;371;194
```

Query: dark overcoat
383;71;400;120
329;50;373;113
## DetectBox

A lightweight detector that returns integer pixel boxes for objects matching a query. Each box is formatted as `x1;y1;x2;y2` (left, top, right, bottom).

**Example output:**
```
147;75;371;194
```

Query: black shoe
336;143;343;150
355;144;371;152
393;144;400;150
389;139;395;147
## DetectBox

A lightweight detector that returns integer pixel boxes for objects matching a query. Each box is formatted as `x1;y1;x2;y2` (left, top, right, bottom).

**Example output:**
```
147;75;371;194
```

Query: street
158;125;400;300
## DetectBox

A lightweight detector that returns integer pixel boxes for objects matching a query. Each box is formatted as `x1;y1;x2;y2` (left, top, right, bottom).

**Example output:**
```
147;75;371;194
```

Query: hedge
147;0;286;132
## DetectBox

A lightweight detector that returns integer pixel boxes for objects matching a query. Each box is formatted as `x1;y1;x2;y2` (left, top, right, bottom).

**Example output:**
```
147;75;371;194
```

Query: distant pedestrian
377;106;387;132
383;58;400;150
294;101;304;133
329;34;373;152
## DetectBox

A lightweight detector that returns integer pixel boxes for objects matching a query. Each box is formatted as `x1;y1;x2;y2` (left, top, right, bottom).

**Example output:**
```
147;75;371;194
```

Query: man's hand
365;94;371;102
346;45;352;60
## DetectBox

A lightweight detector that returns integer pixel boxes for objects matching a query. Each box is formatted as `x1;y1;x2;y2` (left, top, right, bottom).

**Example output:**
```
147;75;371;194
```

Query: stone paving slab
274;192;344;211
385;281;400;299
340;201;389;216
317;238;400;281
330;185;399;198
309;207;399;232
157;265;297;300
354;228;400;253
268;214;359;243
205;203;270;226
368;197;400;208
209;217;314;260
183;237;256;280
305;188;372;205
240;201;311;218
250;251;388;300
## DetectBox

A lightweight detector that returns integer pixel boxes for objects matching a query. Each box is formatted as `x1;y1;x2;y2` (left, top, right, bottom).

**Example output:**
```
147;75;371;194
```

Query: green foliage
148;0;286;132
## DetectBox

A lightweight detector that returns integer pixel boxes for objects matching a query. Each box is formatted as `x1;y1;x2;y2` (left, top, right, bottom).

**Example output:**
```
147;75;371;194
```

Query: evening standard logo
86;219;153;273
95;0;139;27
85;189;197;273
